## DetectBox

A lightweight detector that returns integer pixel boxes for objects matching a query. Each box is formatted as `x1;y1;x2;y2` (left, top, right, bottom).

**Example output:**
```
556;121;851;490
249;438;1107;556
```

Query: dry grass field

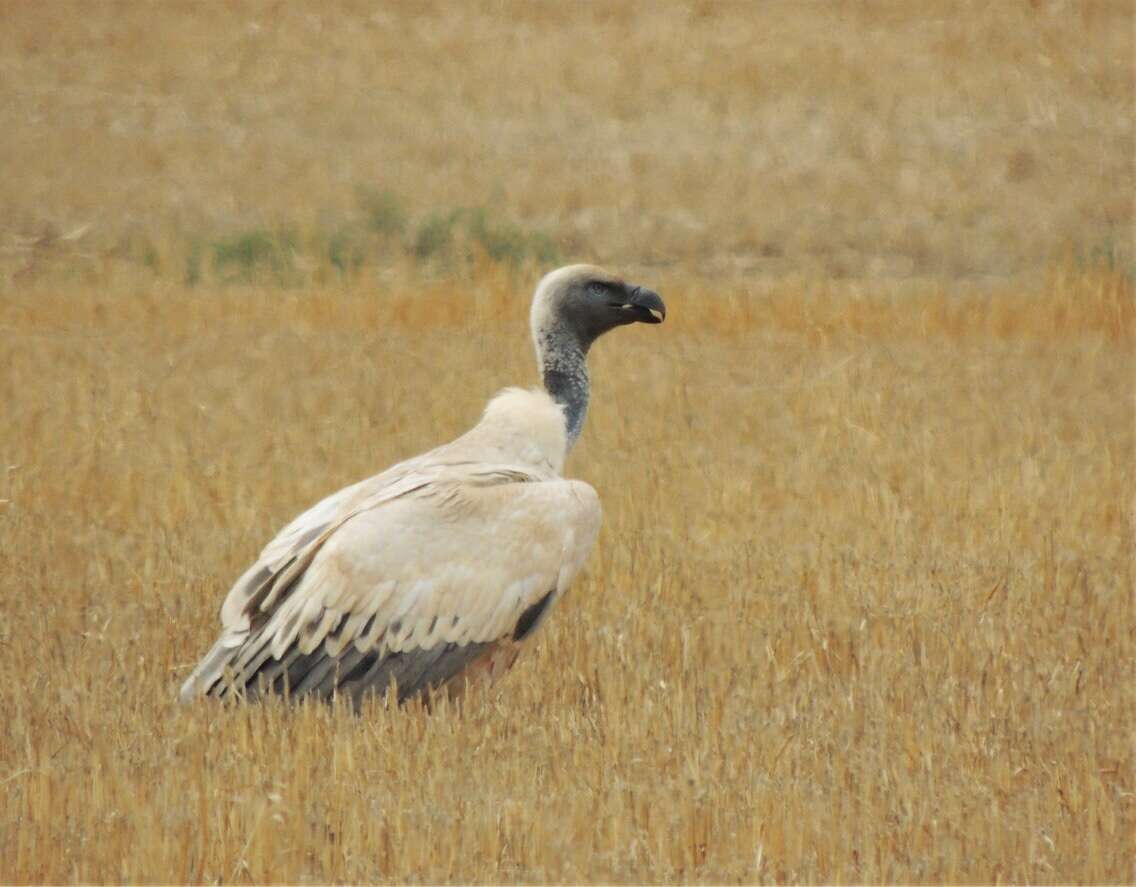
2;269;1133;883
1;1;1134;884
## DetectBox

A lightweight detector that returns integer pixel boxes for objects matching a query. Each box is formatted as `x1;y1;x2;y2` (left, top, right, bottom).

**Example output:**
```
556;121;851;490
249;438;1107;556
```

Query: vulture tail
178;632;244;702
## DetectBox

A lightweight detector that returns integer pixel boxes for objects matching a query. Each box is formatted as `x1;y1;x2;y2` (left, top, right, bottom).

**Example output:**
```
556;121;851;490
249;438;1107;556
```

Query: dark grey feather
212;635;493;710
513;589;555;641
344;642;491;707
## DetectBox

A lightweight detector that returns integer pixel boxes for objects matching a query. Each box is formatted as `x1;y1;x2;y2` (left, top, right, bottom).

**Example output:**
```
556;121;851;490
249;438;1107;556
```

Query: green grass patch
0;189;563;289
411;206;560;269
211;228;298;284
184;191;561;285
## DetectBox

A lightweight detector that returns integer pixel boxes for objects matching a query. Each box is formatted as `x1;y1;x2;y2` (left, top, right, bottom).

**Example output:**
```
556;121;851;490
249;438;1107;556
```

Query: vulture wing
179;461;601;706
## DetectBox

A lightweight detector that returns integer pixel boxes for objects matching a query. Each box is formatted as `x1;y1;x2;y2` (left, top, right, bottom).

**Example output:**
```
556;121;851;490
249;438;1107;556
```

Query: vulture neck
535;328;590;451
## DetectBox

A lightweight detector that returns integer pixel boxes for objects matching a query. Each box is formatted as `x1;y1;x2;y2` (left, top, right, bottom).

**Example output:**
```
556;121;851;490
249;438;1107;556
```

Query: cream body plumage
179;266;664;706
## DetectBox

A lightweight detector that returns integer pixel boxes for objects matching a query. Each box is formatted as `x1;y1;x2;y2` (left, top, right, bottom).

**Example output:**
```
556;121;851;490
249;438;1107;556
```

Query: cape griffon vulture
179;265;665;707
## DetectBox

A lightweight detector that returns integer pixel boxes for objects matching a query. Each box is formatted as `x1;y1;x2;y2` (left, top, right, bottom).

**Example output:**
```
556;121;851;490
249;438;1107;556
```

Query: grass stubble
0;266;1132;883
0;0;1133;882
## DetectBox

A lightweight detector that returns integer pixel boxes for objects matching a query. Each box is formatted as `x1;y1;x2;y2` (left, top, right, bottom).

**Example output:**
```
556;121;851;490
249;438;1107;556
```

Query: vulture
179;264;665;707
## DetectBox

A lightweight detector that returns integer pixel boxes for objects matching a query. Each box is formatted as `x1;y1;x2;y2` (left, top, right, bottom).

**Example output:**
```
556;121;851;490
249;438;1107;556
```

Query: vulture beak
620;285;666;324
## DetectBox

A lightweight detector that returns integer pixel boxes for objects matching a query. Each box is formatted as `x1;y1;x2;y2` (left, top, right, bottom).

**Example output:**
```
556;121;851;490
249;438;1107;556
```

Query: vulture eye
587;281;609;299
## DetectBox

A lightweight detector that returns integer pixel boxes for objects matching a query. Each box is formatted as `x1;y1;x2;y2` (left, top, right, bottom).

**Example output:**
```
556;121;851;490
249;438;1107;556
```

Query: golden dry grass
1;0;1134;883
1;267;1133;883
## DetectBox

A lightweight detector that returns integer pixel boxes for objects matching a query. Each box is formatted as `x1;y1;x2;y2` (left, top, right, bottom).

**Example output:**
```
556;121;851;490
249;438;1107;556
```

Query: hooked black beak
619;285;666;324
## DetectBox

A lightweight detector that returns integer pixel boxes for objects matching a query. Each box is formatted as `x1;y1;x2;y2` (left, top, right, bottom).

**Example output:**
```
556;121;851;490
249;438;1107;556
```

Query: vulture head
529;264;665;448
530;264;666;354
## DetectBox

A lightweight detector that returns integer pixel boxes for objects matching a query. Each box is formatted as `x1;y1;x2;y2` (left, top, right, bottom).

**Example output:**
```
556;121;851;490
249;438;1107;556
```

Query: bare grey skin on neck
529;265;666;451
536;326;591;448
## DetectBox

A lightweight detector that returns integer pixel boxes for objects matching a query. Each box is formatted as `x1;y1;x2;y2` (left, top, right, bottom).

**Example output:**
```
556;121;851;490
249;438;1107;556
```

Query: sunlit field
2;268;1132;883
1;1;1133;884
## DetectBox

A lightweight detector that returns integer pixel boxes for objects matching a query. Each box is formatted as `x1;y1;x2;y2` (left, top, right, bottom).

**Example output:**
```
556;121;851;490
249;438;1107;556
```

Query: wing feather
180;466;601;705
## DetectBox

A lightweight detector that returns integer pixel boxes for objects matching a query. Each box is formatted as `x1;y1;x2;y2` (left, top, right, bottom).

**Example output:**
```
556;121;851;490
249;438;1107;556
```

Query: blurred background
2;0;1131;286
